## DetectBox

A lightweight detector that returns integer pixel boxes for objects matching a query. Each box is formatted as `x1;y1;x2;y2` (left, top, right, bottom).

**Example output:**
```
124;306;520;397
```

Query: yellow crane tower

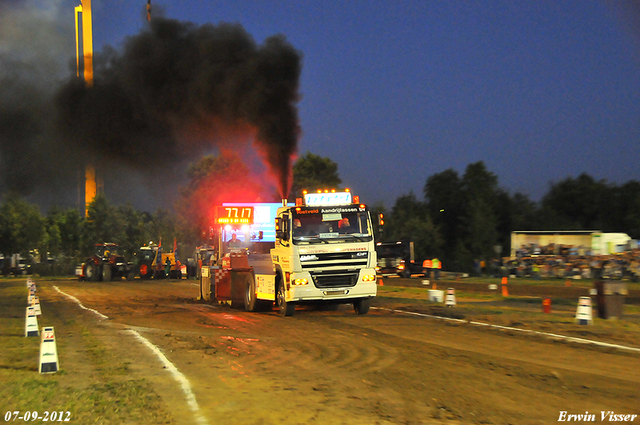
75;0;96;217
75;1;150;216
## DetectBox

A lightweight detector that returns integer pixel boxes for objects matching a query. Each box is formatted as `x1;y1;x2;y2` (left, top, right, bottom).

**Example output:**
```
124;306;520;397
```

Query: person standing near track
432;257;441;280
422;258;432;278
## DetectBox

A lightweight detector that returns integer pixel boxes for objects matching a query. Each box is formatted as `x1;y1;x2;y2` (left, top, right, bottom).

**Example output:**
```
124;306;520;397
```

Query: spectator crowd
475;243;640;282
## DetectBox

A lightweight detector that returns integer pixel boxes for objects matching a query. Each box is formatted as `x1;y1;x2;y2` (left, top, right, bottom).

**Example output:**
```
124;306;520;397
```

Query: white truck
201;191;378;316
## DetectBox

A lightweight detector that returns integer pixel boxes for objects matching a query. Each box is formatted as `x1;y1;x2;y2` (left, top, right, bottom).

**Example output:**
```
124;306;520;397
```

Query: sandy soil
31;277;640;425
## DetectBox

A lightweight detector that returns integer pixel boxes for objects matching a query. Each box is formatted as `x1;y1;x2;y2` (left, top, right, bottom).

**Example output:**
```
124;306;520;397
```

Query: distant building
510;231;634;258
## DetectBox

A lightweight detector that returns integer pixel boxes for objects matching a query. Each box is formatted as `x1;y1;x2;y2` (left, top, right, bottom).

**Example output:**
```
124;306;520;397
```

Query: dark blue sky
6;1;640;210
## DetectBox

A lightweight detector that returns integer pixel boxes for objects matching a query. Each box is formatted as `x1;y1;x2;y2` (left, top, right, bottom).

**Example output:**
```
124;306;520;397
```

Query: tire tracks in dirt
40;278;640;424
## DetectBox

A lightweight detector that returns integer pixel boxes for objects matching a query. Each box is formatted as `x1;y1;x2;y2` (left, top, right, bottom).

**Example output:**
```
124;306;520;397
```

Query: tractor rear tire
102;266;112;282
85;263;98;282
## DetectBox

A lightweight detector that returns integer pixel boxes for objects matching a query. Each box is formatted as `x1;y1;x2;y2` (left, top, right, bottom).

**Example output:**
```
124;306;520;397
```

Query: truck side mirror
277;230;290;240
275;216;289;241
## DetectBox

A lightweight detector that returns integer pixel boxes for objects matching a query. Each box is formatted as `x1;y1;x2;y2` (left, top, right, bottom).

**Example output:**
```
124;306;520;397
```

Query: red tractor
79;243;135;282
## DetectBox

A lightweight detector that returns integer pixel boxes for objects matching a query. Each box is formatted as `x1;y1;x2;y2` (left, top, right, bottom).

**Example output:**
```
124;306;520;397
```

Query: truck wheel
402;269;411;278
353;297;371;315
277;282;295;317
126;269;135;281
244;276;258;312
102;266;112;282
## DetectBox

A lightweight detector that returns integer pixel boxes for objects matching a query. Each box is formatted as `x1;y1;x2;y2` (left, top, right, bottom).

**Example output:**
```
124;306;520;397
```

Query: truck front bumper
287;268;377;302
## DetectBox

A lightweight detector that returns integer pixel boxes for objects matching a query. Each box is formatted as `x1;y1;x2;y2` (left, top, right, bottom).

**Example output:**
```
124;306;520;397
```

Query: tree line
0;192;180;274
1;153;639;274
0;150;338;274
379;162;640;272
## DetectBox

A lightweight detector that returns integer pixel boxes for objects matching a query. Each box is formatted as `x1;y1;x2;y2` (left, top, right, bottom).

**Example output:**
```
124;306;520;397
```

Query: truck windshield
376;243;408;259
292;208;373;245
140;250;155;262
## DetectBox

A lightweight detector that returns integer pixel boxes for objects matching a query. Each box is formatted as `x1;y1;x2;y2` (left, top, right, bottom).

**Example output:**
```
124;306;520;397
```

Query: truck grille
300;252;368;270
311;271;359;288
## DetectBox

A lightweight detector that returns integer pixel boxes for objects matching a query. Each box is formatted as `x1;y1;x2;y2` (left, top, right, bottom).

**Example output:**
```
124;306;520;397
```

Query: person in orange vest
432;258;441;280
422;258;432;278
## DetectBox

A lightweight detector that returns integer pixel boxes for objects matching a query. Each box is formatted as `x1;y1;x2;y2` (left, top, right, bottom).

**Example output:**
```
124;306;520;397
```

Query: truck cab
270;191;378;315
201;192;378;316
375;241;424;278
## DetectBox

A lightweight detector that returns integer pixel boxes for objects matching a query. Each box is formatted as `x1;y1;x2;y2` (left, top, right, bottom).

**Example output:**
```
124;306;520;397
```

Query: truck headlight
362;274;376;282
293;278;309;286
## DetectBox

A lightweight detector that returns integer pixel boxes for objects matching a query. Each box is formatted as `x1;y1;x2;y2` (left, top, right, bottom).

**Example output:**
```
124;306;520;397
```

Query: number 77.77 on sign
215;206;254;225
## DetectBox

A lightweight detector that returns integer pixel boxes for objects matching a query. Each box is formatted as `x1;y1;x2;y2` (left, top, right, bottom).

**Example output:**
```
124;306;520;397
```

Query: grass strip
0;280;174;424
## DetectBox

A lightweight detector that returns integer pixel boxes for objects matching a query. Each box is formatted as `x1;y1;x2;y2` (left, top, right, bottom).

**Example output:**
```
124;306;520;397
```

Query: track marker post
25;306;39;337
445;288;456;307
575;296;593;325
39;327;59;374
29;294;41;316
33;296;42;316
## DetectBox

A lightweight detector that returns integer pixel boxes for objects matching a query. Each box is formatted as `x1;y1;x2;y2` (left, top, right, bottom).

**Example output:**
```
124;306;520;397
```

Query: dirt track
27;278;640;424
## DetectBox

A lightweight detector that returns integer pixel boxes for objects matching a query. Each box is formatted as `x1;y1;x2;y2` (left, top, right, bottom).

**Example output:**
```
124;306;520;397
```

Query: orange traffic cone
564;280;571;287
501;276;509;297
378;278;384;286
542;298;551;313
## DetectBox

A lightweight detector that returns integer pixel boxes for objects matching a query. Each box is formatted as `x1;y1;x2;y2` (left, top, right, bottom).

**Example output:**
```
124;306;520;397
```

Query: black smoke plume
0;5;301;208
57;16;302;200
0;1;76;205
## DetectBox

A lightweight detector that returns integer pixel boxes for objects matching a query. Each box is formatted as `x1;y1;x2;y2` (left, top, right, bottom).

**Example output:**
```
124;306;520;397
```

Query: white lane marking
53;286;108;319
371;307;640;354
53;286;209;425
125;329;208;425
